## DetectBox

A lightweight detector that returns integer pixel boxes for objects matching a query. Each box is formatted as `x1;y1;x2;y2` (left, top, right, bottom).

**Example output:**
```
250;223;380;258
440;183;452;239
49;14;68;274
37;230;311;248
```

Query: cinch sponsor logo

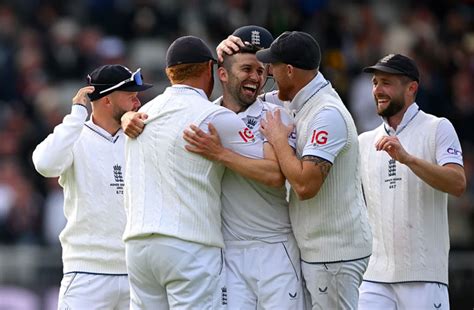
447;148;462;156
311;130;328;145
239;128;255;142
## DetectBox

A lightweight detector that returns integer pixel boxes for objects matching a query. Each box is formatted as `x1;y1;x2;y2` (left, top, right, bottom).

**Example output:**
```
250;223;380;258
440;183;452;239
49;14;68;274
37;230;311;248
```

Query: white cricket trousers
359;281;449;310
126;235;227;309
302;257;369;310
57;273;130;310
224;235;306;309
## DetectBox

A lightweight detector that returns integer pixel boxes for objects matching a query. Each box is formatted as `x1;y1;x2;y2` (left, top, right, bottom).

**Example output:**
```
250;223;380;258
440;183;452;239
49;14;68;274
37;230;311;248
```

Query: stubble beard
376;96;405;118
228;76;258;109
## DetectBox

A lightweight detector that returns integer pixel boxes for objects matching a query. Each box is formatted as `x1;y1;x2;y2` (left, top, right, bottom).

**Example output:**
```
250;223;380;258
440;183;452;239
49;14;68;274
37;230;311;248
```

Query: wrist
72;103;87;109
272;135;288;150
216;147;232;164
402;154;416;166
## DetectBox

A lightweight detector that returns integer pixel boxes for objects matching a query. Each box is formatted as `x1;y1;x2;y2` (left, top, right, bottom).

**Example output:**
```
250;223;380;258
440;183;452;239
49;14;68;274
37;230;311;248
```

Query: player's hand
183;123;224;161
375;136;412;164
260;109;294;146
216;35;245;62
121;111;148;138
72;86;94;107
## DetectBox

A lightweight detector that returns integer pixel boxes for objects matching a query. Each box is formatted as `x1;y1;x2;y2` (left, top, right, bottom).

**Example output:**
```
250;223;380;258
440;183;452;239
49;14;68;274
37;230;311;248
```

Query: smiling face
222;53;266;109
371;71;416;118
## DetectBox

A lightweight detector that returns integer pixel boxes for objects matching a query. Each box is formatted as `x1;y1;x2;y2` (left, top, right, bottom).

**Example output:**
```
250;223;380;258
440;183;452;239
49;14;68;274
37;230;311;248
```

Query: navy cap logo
380;54;395;63
250;31;261;45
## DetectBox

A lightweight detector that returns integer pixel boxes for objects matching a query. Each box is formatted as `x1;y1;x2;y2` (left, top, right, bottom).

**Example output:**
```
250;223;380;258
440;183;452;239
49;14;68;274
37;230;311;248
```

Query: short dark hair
219;43;262;71
398;75;419;99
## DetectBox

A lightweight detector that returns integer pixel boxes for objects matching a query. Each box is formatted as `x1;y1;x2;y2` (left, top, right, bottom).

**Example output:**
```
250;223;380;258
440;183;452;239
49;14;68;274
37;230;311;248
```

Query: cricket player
123;35;265;309
183;25;306;309
358;54;466;309
32;64;152;309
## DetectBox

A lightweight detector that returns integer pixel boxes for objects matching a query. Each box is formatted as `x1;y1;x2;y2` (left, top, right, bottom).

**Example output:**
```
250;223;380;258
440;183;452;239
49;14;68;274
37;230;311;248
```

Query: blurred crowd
0;0;473;251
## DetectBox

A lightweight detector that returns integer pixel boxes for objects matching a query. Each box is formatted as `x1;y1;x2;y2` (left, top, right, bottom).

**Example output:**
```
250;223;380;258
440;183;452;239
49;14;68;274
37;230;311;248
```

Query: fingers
375;136;392;151
137;112;148;120
184;144;202;154
183;129;199;146
265;111;274;121
274;109;281;120
183;127;209;146
72;86;95;105
124;127;141;139
124;121;145;138
216;35;245;62
208;123;218;136
375;136;401;155
189;124;207;138
121;111;147;138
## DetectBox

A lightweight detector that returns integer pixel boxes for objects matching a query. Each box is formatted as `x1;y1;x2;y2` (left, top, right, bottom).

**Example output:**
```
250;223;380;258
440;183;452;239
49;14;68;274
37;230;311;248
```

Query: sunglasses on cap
87;68;144;94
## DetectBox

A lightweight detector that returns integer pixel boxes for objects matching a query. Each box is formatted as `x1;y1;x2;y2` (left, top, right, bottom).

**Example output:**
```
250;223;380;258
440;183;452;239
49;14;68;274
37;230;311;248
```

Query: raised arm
32;86;94;177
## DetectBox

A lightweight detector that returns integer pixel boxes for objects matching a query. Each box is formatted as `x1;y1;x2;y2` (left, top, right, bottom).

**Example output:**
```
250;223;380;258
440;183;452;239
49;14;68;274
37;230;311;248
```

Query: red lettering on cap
239;128;255;142
311;130;328;144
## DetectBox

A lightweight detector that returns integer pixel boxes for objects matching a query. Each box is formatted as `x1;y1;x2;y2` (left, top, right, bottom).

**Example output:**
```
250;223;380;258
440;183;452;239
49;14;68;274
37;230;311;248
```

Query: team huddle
32;25;466;310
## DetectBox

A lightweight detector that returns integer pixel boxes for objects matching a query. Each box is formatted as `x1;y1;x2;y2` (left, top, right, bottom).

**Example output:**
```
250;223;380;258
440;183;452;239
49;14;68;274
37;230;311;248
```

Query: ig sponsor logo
311;130;328;145
238;128;255;142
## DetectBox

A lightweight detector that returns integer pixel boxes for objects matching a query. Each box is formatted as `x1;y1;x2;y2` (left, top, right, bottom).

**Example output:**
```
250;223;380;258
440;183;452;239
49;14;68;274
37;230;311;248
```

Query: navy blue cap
86;64;152;101
166;36;216;68
232;25;274;49
363;54;420;82
256;31;321;70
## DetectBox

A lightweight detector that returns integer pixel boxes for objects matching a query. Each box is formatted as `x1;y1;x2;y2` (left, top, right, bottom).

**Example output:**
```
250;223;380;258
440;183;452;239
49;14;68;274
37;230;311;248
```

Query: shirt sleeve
435;118;464;166
301;107;347;163
32;104;88;177
200;109;264;159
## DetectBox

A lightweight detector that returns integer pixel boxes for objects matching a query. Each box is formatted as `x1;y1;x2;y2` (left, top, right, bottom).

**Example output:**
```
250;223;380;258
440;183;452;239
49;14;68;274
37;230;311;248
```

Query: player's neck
387;102;412;130
221;95;248;114
91;113;121;136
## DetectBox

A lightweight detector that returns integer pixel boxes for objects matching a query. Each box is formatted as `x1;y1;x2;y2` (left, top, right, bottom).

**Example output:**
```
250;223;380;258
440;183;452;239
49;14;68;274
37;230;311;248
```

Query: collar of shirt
288;72;329;114
213;96;223;106
382;102;420;135
239;97;264;118
171;84;208;99
86;119;123;142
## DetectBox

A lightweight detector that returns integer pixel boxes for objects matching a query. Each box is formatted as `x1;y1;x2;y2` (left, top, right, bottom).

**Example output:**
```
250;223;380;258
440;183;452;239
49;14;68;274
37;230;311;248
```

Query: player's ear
408;80;418;95
218;66;228;82
101;94;113;107
287;64;294;78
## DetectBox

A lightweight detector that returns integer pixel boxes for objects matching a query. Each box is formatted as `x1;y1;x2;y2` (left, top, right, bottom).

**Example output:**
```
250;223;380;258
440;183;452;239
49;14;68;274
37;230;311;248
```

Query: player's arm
184;110;285;187
32;87;93;177
376;120;466;197
260;113;328;200
261;108;346;200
